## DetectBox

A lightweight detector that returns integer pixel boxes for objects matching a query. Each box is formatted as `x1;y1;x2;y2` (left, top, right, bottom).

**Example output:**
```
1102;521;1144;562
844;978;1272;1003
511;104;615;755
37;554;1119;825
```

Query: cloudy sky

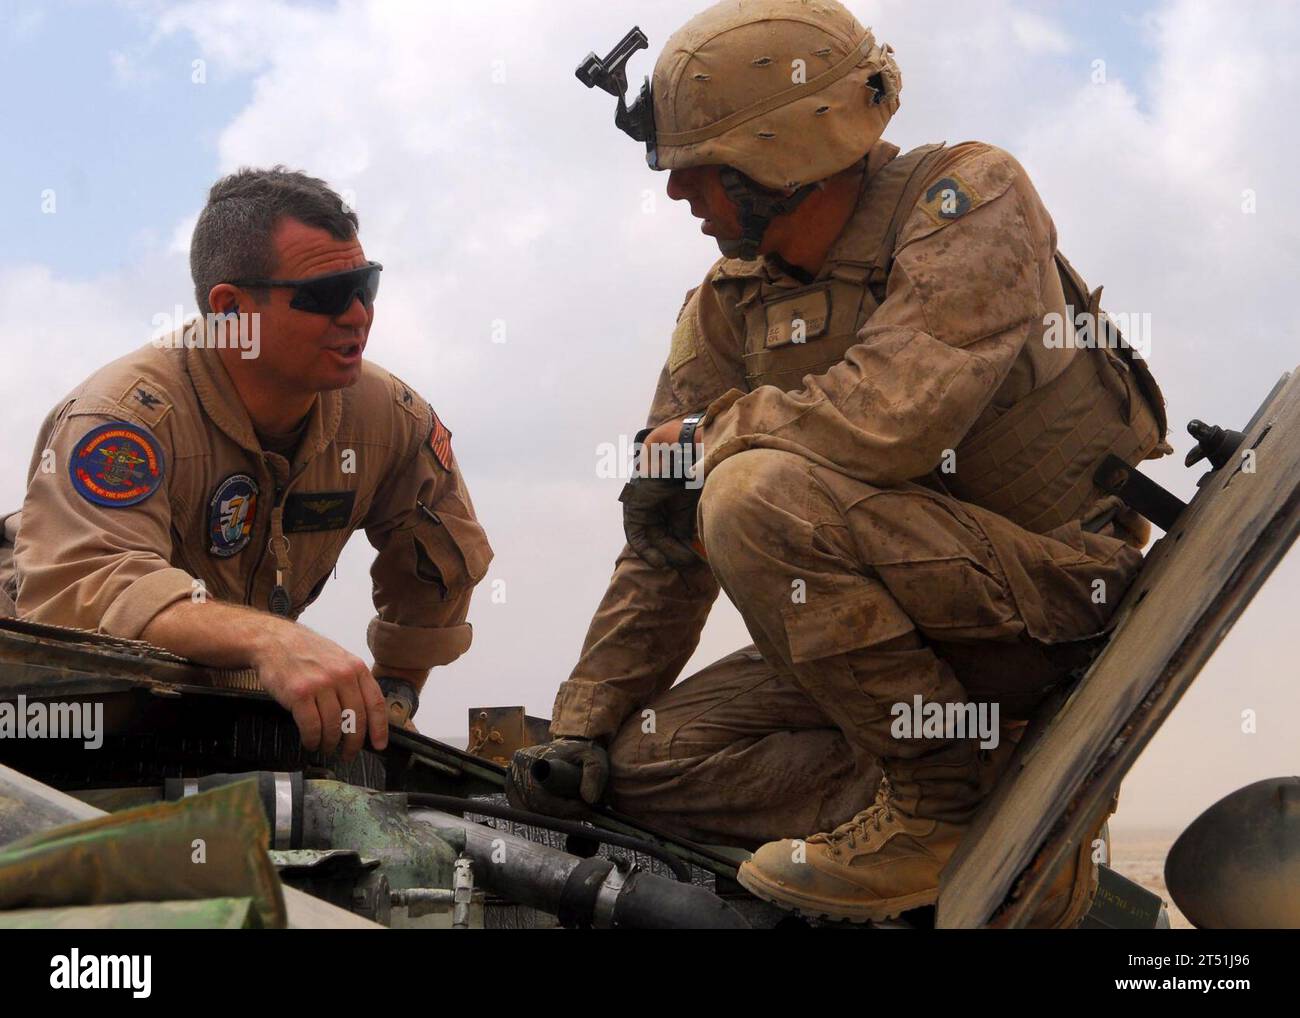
1;0;1296;836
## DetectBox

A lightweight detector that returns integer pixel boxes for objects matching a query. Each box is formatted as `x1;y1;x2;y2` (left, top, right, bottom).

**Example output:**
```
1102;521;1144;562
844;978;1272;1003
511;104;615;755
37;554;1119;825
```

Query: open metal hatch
937;367;1300;928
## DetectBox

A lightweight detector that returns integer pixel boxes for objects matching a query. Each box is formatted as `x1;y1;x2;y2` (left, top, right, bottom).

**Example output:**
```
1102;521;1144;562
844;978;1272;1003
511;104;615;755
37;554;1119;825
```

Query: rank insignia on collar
117;377;171;427
68;421;166;508
208;473;259;557
427;411;453;471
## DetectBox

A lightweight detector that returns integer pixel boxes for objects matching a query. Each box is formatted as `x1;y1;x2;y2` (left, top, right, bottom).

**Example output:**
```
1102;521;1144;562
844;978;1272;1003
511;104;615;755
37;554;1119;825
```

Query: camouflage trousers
605;449;1141;848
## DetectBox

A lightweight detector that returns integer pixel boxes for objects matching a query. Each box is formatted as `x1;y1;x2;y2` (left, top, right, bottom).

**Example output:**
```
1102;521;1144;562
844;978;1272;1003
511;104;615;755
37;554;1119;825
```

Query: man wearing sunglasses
12;166;492;761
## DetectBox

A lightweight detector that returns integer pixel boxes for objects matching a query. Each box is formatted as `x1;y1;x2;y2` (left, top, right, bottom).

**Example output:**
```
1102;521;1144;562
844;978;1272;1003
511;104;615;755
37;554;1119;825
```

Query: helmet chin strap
718;167;821;260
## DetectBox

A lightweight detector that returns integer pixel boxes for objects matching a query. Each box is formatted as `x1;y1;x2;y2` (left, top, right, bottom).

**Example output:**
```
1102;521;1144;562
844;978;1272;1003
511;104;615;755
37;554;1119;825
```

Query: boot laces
809;781;897;853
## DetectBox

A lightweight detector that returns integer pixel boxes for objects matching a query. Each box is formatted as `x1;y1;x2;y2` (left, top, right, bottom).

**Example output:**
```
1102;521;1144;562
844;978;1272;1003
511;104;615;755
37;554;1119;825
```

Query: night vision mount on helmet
576;27;658;167
574;24;823;260
575;1;903;260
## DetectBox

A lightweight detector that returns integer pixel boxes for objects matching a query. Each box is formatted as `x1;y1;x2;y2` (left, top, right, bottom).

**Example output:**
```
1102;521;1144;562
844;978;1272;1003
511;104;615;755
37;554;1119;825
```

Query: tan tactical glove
619;476;702;569
506;737;610;819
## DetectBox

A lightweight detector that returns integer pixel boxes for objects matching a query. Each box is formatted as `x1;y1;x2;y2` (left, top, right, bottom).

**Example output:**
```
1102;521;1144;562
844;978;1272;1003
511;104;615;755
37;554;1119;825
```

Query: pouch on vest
1055;251;1169;446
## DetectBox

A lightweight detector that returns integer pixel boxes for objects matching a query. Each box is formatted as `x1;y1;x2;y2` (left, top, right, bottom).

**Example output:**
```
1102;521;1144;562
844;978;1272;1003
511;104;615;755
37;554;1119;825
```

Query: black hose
405;792;693;882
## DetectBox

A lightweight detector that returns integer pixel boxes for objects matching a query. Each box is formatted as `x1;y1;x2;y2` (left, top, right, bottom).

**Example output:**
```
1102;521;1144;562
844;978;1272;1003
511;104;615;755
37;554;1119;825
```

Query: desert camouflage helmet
576;0;901;258
652;0;901;190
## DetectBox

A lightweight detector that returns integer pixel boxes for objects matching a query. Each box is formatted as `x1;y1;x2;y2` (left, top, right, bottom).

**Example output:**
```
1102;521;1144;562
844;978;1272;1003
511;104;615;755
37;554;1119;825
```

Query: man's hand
621;415;708;569
142;599;389;761
620;476;702;568
506;737;610;819
250;619;389;761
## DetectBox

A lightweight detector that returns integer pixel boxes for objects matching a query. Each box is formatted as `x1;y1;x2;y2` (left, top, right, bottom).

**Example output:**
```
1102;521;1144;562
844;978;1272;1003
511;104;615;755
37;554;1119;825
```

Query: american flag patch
428;412;453;470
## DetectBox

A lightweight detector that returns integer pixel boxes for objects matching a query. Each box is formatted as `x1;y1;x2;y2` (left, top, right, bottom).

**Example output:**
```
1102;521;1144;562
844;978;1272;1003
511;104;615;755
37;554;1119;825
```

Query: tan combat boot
977;717;1112;930
975;721;1112;928
737;780;970;922
1025;809;1114;929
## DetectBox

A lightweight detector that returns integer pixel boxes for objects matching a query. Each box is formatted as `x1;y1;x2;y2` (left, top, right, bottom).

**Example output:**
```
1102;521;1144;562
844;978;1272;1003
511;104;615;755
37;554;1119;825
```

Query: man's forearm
140;598;281;669
552;546;719;740
142;596;390;759
143;600;429;686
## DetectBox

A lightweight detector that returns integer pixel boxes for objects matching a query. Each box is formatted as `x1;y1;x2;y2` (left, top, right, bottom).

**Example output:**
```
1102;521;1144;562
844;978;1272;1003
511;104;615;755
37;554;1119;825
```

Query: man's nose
335;293;371;327
666;169;693;202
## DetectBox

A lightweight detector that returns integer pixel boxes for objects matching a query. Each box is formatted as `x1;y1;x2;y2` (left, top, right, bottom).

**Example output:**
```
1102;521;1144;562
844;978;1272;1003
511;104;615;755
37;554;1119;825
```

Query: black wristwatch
679;412;705;449
628;414;706;488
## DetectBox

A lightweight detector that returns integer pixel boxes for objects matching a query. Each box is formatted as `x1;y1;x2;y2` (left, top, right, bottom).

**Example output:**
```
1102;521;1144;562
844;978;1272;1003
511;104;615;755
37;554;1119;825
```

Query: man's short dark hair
189;165;359;315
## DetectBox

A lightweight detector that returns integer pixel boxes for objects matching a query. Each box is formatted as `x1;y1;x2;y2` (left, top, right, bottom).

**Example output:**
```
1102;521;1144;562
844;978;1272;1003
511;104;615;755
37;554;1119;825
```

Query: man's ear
207;282;240;317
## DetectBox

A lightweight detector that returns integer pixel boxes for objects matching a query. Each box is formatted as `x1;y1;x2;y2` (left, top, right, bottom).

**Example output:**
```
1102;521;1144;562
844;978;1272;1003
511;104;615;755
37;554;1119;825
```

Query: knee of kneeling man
699;449;805;540
604;726;662;802
605;717;646;779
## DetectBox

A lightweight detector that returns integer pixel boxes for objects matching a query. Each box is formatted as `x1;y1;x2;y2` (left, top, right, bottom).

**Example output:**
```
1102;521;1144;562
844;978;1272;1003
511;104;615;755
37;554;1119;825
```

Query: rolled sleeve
15;409;193;637
100;566;196;639
364;411;492;678
366;617;472;670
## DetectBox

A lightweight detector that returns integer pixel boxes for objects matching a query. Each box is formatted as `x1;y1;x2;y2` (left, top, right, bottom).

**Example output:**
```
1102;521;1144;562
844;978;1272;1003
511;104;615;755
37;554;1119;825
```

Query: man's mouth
328;341;364;363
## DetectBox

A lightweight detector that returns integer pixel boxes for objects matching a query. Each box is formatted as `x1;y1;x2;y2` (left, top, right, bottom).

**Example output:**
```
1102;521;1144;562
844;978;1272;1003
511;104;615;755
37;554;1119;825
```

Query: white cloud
168;212;197;256
1011;12;1071;54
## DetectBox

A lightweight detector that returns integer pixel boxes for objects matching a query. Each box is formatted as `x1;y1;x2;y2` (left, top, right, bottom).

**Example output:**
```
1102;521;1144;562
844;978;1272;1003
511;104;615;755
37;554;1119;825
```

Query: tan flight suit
12;319;492;689
551;139;1168;847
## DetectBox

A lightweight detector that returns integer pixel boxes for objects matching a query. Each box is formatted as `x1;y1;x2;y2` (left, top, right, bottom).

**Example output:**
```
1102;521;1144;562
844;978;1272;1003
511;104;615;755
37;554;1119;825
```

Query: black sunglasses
229;261;383;316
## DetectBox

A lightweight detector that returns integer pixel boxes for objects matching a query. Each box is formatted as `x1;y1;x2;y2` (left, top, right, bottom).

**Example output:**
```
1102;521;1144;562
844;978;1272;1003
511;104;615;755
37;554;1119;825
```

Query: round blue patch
68;421;166;508
208;473;260;557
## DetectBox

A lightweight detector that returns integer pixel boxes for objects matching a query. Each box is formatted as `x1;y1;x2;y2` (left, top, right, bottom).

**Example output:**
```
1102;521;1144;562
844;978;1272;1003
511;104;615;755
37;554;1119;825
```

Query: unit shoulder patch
68;421;166;509
904;145;1021;245
919;172;982;225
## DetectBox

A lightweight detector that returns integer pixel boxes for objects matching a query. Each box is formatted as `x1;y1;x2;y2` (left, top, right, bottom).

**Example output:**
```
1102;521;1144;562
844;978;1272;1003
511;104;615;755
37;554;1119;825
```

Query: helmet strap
718;167;820;260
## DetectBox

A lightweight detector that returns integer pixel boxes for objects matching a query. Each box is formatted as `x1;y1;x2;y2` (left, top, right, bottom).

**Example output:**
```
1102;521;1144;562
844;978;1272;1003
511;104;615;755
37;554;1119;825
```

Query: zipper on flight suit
245;465;306;616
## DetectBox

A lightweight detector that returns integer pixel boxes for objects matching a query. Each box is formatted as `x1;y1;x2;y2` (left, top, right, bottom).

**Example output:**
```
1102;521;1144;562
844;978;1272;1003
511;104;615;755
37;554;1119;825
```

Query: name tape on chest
764;287;830;349
69;422;166;508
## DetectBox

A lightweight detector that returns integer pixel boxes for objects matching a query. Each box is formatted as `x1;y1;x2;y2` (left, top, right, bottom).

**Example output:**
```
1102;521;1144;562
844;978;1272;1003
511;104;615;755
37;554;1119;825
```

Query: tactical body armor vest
709;143;1168;534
